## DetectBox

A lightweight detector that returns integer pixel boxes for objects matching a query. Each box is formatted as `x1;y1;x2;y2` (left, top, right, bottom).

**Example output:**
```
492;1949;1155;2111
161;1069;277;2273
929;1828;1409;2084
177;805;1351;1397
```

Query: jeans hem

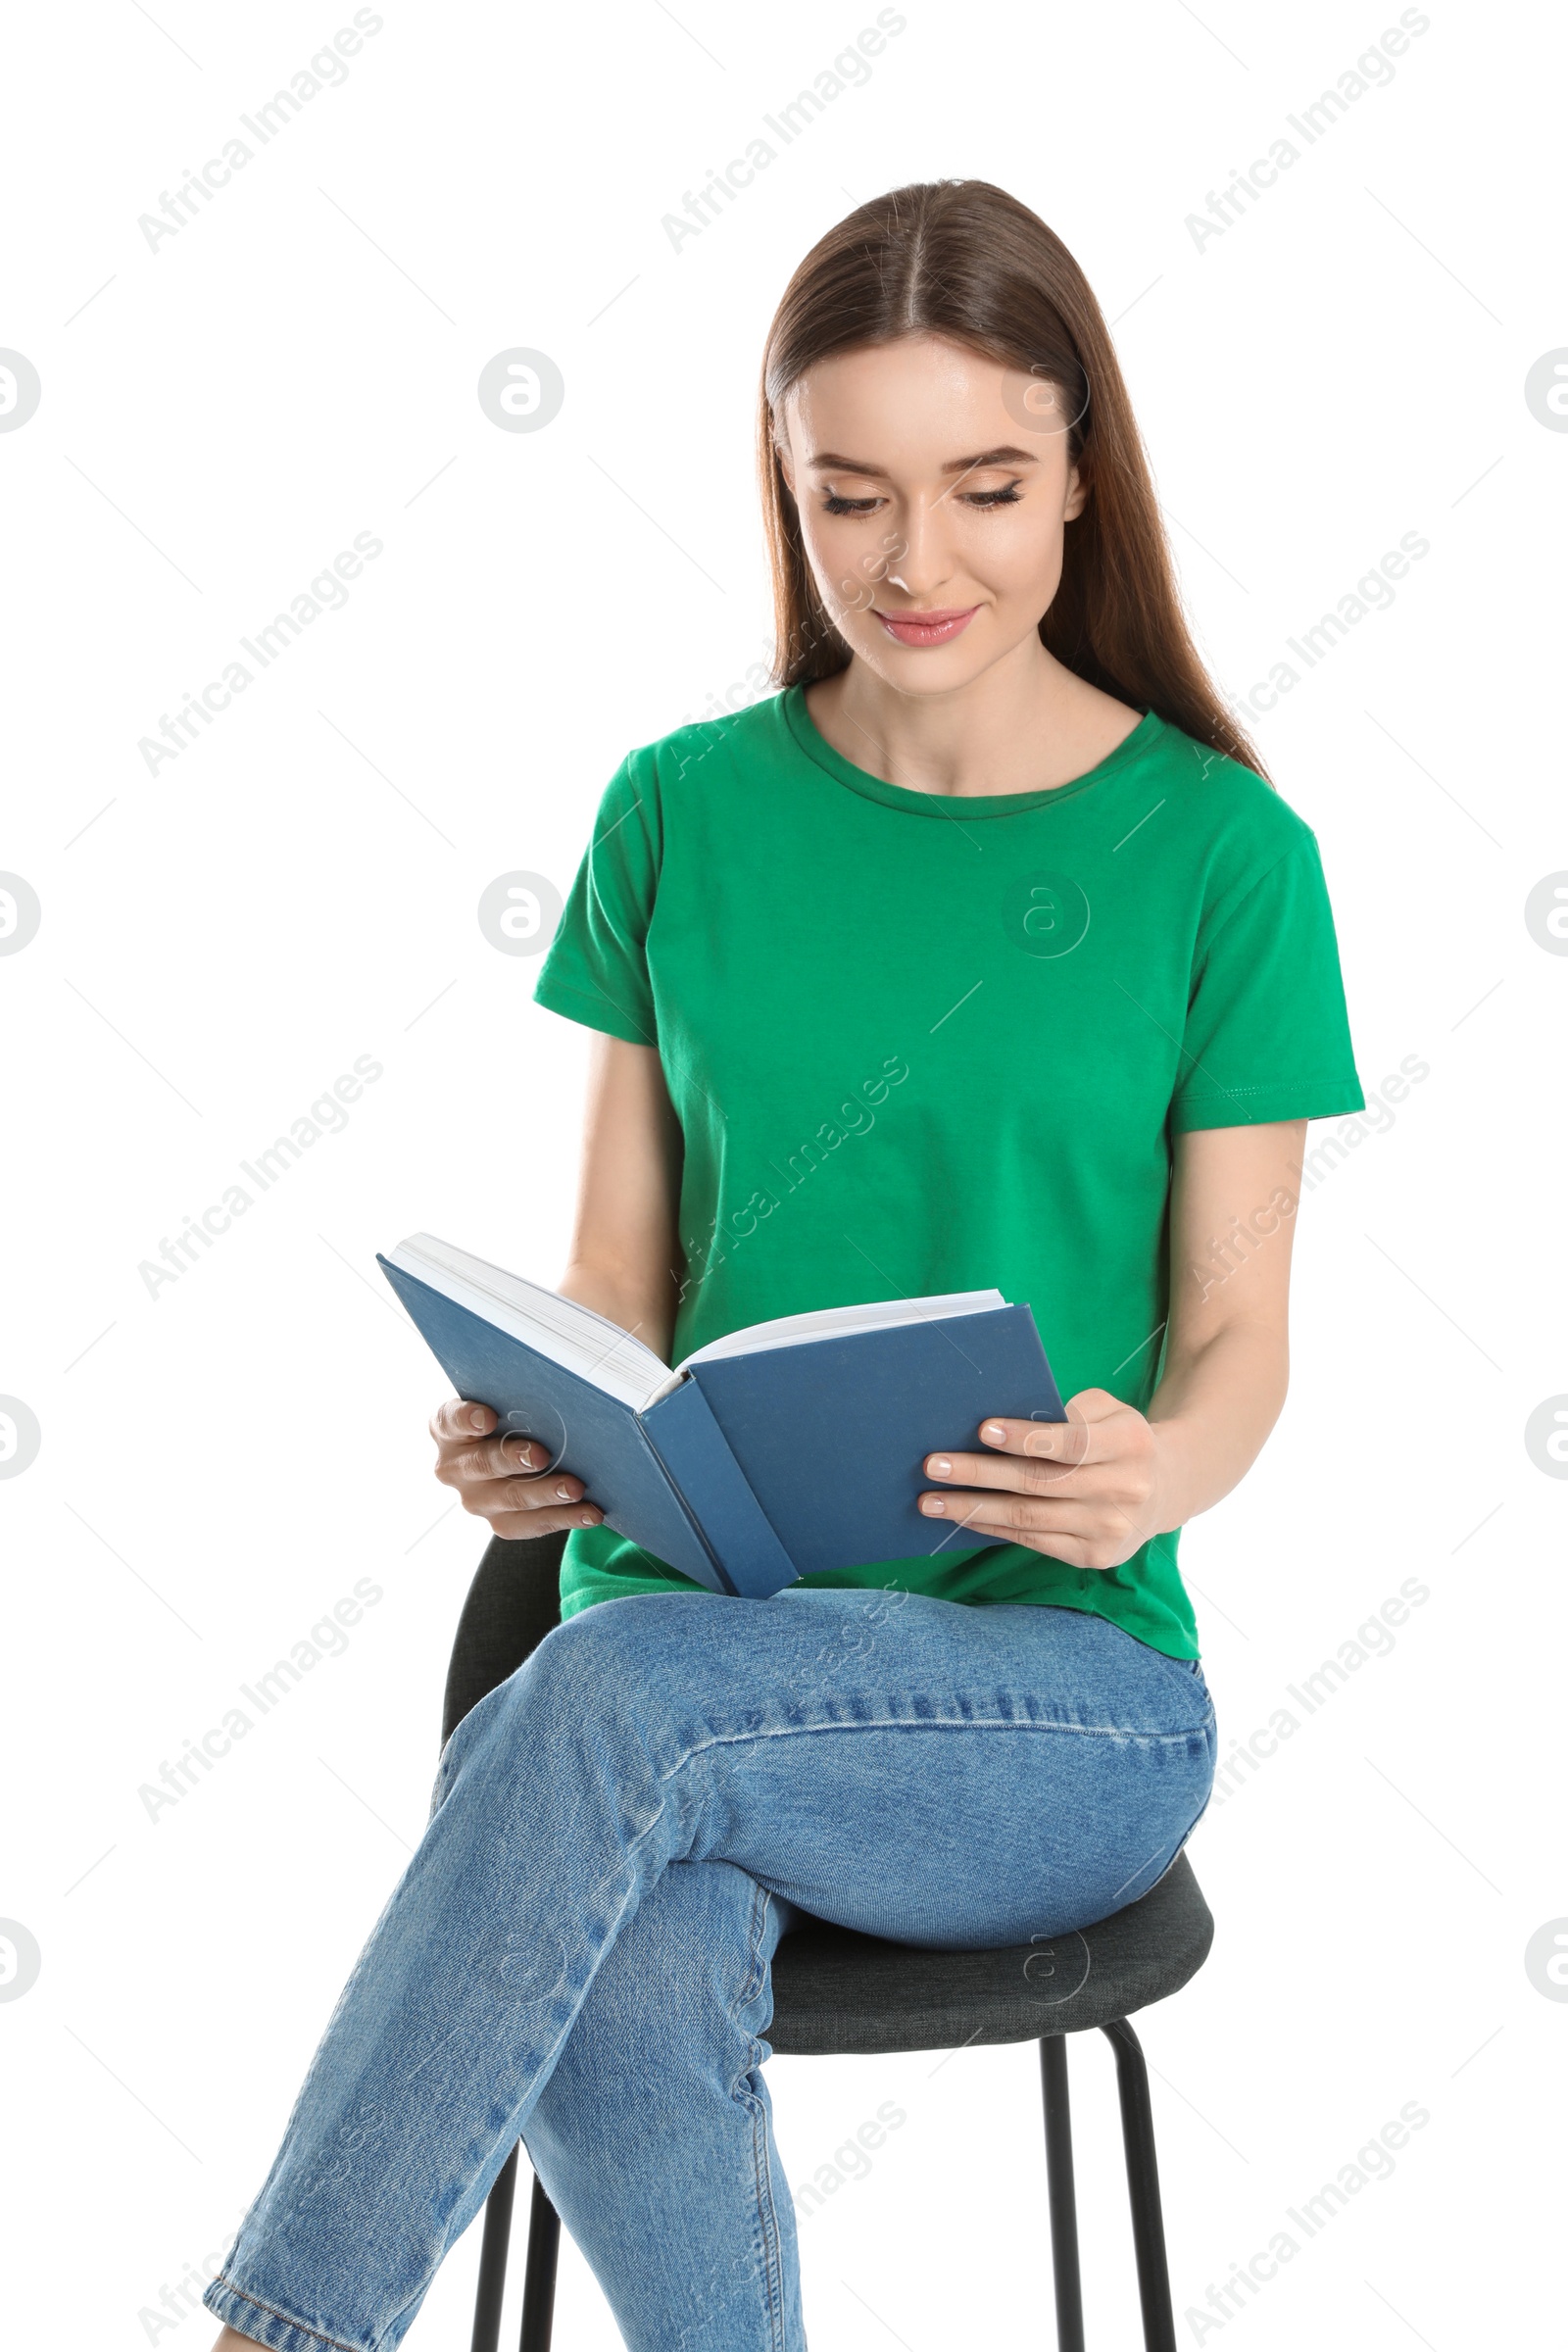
204;2277;368;2352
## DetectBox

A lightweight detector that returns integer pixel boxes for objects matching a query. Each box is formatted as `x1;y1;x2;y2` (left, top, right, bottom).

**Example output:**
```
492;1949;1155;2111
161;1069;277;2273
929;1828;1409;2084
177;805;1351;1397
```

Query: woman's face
774;332;1088;694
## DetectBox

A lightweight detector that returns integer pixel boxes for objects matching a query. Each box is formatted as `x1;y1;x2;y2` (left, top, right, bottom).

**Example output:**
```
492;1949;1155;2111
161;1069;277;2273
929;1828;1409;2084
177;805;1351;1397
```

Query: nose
878;495;959;603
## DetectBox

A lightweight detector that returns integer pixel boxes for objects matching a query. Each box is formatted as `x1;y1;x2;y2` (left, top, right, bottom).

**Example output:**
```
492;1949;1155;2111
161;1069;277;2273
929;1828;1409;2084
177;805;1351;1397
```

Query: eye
822;491;882;516
961;484;1023;508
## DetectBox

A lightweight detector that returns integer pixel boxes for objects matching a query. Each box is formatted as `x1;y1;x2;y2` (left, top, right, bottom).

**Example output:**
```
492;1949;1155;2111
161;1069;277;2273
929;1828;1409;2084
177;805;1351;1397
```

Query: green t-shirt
532;685;1364;1657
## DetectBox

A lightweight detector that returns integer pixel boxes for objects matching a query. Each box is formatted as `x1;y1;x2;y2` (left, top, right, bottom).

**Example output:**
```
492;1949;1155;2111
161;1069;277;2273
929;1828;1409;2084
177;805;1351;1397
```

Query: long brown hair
758;178;1268;781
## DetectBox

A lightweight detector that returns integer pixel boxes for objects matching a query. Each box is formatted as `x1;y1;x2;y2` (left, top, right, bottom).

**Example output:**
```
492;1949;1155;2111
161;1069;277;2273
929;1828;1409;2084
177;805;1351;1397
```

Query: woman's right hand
429;1398;605;1540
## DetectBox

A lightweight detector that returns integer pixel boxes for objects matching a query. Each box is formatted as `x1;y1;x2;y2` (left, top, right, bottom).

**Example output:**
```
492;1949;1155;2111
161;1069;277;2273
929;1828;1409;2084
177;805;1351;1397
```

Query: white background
2;1;1564;2346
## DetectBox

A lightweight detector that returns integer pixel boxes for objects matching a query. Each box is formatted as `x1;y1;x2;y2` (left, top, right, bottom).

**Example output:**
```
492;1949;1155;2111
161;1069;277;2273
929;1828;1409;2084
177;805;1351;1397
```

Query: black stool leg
1102;2019;1177;2352
518;2171;561;2352
470;2144;518;2352
1039;2034;1086;2352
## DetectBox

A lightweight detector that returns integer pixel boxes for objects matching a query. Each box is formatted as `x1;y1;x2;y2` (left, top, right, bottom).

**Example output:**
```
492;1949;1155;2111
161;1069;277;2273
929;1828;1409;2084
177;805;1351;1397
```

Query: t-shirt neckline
781;682;1167;818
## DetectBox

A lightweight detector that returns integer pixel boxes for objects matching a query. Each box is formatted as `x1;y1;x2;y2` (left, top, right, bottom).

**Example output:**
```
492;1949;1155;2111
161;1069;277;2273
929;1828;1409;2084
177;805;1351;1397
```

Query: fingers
430;1396;497;1446
431;1396;560;1478
917;1483;1102;1566
455;1471;605;1536
435;1432;563;1485
916;1487;1128;1571
970;1414;1099;1466
489;1471;590;1515
955;1393;1152;1476
445;1455;603;1519
446;1430;554;1481
485;1504;604;1540
925;1446;1084;1496
919;1487;1096;1536
429;1395;604;1538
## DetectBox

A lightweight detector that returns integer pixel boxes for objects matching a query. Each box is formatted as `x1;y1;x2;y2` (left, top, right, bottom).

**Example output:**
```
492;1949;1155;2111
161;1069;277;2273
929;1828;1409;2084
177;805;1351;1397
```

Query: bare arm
430;1035;683;1538
1143;1116;1303;1528
557;1034;685;1359
917;1120;1306;1567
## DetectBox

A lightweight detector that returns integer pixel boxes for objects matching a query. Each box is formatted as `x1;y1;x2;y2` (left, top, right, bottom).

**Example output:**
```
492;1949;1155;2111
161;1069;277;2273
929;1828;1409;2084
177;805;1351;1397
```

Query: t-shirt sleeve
1170;831;1365;1131
531;755;660;1048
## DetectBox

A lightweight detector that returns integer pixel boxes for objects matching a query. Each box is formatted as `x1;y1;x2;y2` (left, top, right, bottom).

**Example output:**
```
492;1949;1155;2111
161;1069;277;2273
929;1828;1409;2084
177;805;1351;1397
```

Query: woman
205;179;1363;2352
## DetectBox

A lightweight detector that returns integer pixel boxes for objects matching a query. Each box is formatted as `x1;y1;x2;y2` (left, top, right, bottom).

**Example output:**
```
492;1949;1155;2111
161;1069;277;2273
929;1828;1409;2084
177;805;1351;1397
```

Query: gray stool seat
769;1851;1211;2056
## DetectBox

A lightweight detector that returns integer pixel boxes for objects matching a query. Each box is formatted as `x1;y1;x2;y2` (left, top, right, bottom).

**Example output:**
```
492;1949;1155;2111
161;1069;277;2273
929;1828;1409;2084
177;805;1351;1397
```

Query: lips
874;605;980;648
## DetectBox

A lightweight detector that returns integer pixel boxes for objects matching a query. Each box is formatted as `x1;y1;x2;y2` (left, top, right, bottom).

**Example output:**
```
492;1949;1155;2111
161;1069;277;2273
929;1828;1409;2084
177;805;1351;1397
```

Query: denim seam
210;2278;362;2352
740;1879;788;2352
655;1719;1210;1795
734;1874;770;2023
751;2097;788;2352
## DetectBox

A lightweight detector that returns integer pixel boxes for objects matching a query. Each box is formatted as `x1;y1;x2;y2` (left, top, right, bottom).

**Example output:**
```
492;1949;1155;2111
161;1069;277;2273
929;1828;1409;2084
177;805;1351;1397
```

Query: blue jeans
204;1587;1215;2352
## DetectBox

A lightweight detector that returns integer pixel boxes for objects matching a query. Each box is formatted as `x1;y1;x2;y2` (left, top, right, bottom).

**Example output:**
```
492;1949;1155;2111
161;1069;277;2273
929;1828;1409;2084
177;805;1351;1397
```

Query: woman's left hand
918;1390;1165;1572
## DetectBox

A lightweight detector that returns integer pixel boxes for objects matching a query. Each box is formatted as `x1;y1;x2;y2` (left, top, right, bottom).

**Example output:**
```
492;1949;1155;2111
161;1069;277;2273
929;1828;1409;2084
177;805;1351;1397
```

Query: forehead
781;336;1057;466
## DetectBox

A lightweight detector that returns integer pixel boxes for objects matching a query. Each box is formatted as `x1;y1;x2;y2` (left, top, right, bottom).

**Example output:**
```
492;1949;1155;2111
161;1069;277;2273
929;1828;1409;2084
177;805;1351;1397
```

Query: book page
674;1290;1005;1373
387;1234;669;1408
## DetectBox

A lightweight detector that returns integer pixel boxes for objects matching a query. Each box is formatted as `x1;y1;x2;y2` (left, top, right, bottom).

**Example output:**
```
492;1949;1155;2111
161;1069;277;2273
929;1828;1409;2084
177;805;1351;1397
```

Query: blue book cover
378;1237;1067;1600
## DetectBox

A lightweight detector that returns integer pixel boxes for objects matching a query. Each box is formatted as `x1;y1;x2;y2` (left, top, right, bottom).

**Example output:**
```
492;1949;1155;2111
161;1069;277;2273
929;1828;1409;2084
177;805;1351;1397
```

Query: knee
433;1597;746;1848
522;1593;686;1721
446;1595;694;1782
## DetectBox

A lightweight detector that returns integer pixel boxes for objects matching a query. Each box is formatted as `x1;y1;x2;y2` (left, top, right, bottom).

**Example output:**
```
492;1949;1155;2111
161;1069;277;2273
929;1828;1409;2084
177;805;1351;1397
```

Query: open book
379;1233;1066;1599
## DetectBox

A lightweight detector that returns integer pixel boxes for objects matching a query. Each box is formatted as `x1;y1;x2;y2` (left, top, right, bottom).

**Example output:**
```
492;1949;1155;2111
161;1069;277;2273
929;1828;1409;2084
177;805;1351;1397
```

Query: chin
880;659;990;698
852;627;1029;696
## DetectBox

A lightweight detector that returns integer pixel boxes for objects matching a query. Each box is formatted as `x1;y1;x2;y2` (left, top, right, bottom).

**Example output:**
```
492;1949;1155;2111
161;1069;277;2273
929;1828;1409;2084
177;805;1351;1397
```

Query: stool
445;1537;1213;2352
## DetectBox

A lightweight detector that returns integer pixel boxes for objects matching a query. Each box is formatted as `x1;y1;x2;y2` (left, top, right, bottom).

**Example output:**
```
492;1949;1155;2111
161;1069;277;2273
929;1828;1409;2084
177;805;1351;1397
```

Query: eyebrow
805;444;1040;476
